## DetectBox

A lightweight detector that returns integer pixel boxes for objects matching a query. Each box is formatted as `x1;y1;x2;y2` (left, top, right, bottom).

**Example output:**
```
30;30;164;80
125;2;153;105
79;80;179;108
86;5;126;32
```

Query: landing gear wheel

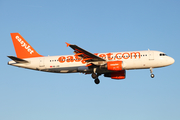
151;74;155;78
94;78;100;84
92;73;97;79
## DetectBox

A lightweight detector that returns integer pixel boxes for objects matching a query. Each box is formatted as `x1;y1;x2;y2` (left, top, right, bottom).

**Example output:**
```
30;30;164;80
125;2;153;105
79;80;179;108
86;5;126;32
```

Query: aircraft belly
45;66;79;73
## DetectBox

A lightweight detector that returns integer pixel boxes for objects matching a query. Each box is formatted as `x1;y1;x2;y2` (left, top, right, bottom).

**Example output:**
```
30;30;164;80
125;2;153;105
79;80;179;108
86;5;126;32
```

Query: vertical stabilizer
10;33;43;59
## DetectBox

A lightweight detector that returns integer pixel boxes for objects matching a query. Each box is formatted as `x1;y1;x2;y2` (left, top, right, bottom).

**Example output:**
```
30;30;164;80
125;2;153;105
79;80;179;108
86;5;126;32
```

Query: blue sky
0;0;180;120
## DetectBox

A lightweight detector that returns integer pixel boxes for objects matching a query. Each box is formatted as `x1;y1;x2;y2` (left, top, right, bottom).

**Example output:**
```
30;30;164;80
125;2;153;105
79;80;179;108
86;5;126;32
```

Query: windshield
159;53;167;56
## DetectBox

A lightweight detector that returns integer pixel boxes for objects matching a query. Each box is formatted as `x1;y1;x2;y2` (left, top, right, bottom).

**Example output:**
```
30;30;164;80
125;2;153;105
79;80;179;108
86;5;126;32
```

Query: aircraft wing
65;42;106;62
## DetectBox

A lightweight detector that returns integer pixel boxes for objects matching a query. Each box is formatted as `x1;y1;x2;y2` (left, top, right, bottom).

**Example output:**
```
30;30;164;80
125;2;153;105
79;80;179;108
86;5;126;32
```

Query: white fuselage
8;50;175;74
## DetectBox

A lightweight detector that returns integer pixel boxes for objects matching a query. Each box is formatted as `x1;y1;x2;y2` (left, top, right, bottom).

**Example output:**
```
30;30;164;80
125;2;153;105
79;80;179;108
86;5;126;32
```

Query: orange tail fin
10;33;43;59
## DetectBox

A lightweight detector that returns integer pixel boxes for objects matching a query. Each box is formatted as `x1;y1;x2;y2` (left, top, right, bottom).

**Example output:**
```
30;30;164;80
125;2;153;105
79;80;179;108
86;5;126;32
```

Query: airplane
8;33;175;84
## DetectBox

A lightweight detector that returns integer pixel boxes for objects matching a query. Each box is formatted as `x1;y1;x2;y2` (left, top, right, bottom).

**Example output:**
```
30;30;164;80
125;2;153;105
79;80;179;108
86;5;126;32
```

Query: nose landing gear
150;67;155;78
151;74;155;78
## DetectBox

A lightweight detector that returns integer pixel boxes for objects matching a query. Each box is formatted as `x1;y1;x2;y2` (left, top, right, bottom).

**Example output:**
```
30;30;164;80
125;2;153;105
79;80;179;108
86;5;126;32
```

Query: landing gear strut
150;67;155;78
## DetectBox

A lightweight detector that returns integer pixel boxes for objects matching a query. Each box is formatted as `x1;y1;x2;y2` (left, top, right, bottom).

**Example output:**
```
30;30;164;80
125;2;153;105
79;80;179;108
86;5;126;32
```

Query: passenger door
39;58;45;67
149;51;154;60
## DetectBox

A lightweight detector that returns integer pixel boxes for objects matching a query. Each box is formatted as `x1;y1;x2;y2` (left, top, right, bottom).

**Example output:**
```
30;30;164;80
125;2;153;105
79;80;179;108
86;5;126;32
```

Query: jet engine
100;61;124;71
104;70;126;79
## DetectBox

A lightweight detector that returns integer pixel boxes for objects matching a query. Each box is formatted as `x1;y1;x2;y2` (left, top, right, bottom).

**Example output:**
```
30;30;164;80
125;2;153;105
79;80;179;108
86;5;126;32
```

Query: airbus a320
8;33;175;84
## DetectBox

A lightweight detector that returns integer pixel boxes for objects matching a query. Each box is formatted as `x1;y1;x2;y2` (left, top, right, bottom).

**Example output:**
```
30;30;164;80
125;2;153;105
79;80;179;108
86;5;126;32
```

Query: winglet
65;42;71;47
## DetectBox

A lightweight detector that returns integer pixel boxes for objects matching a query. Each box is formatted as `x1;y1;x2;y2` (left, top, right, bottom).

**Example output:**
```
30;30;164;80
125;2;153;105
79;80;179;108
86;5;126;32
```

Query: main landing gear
94;78;100;84
150;67;155;78
91;68;100;84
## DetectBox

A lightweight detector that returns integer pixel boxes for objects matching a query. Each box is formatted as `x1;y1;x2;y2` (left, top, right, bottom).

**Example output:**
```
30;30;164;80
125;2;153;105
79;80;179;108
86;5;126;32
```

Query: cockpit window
160;53;167;56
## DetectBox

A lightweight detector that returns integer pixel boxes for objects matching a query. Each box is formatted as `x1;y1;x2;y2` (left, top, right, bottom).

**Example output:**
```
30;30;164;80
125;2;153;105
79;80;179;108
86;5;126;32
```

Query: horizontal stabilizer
7;56;29;63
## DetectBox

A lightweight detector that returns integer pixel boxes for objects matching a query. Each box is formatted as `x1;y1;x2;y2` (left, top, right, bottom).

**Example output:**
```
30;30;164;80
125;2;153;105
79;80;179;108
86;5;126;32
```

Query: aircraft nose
168;57;175;65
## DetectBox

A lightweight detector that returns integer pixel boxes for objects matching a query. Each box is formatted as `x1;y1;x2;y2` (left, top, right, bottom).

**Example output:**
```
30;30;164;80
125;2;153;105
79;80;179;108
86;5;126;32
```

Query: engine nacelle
104;70;126;80
100;61;124;71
